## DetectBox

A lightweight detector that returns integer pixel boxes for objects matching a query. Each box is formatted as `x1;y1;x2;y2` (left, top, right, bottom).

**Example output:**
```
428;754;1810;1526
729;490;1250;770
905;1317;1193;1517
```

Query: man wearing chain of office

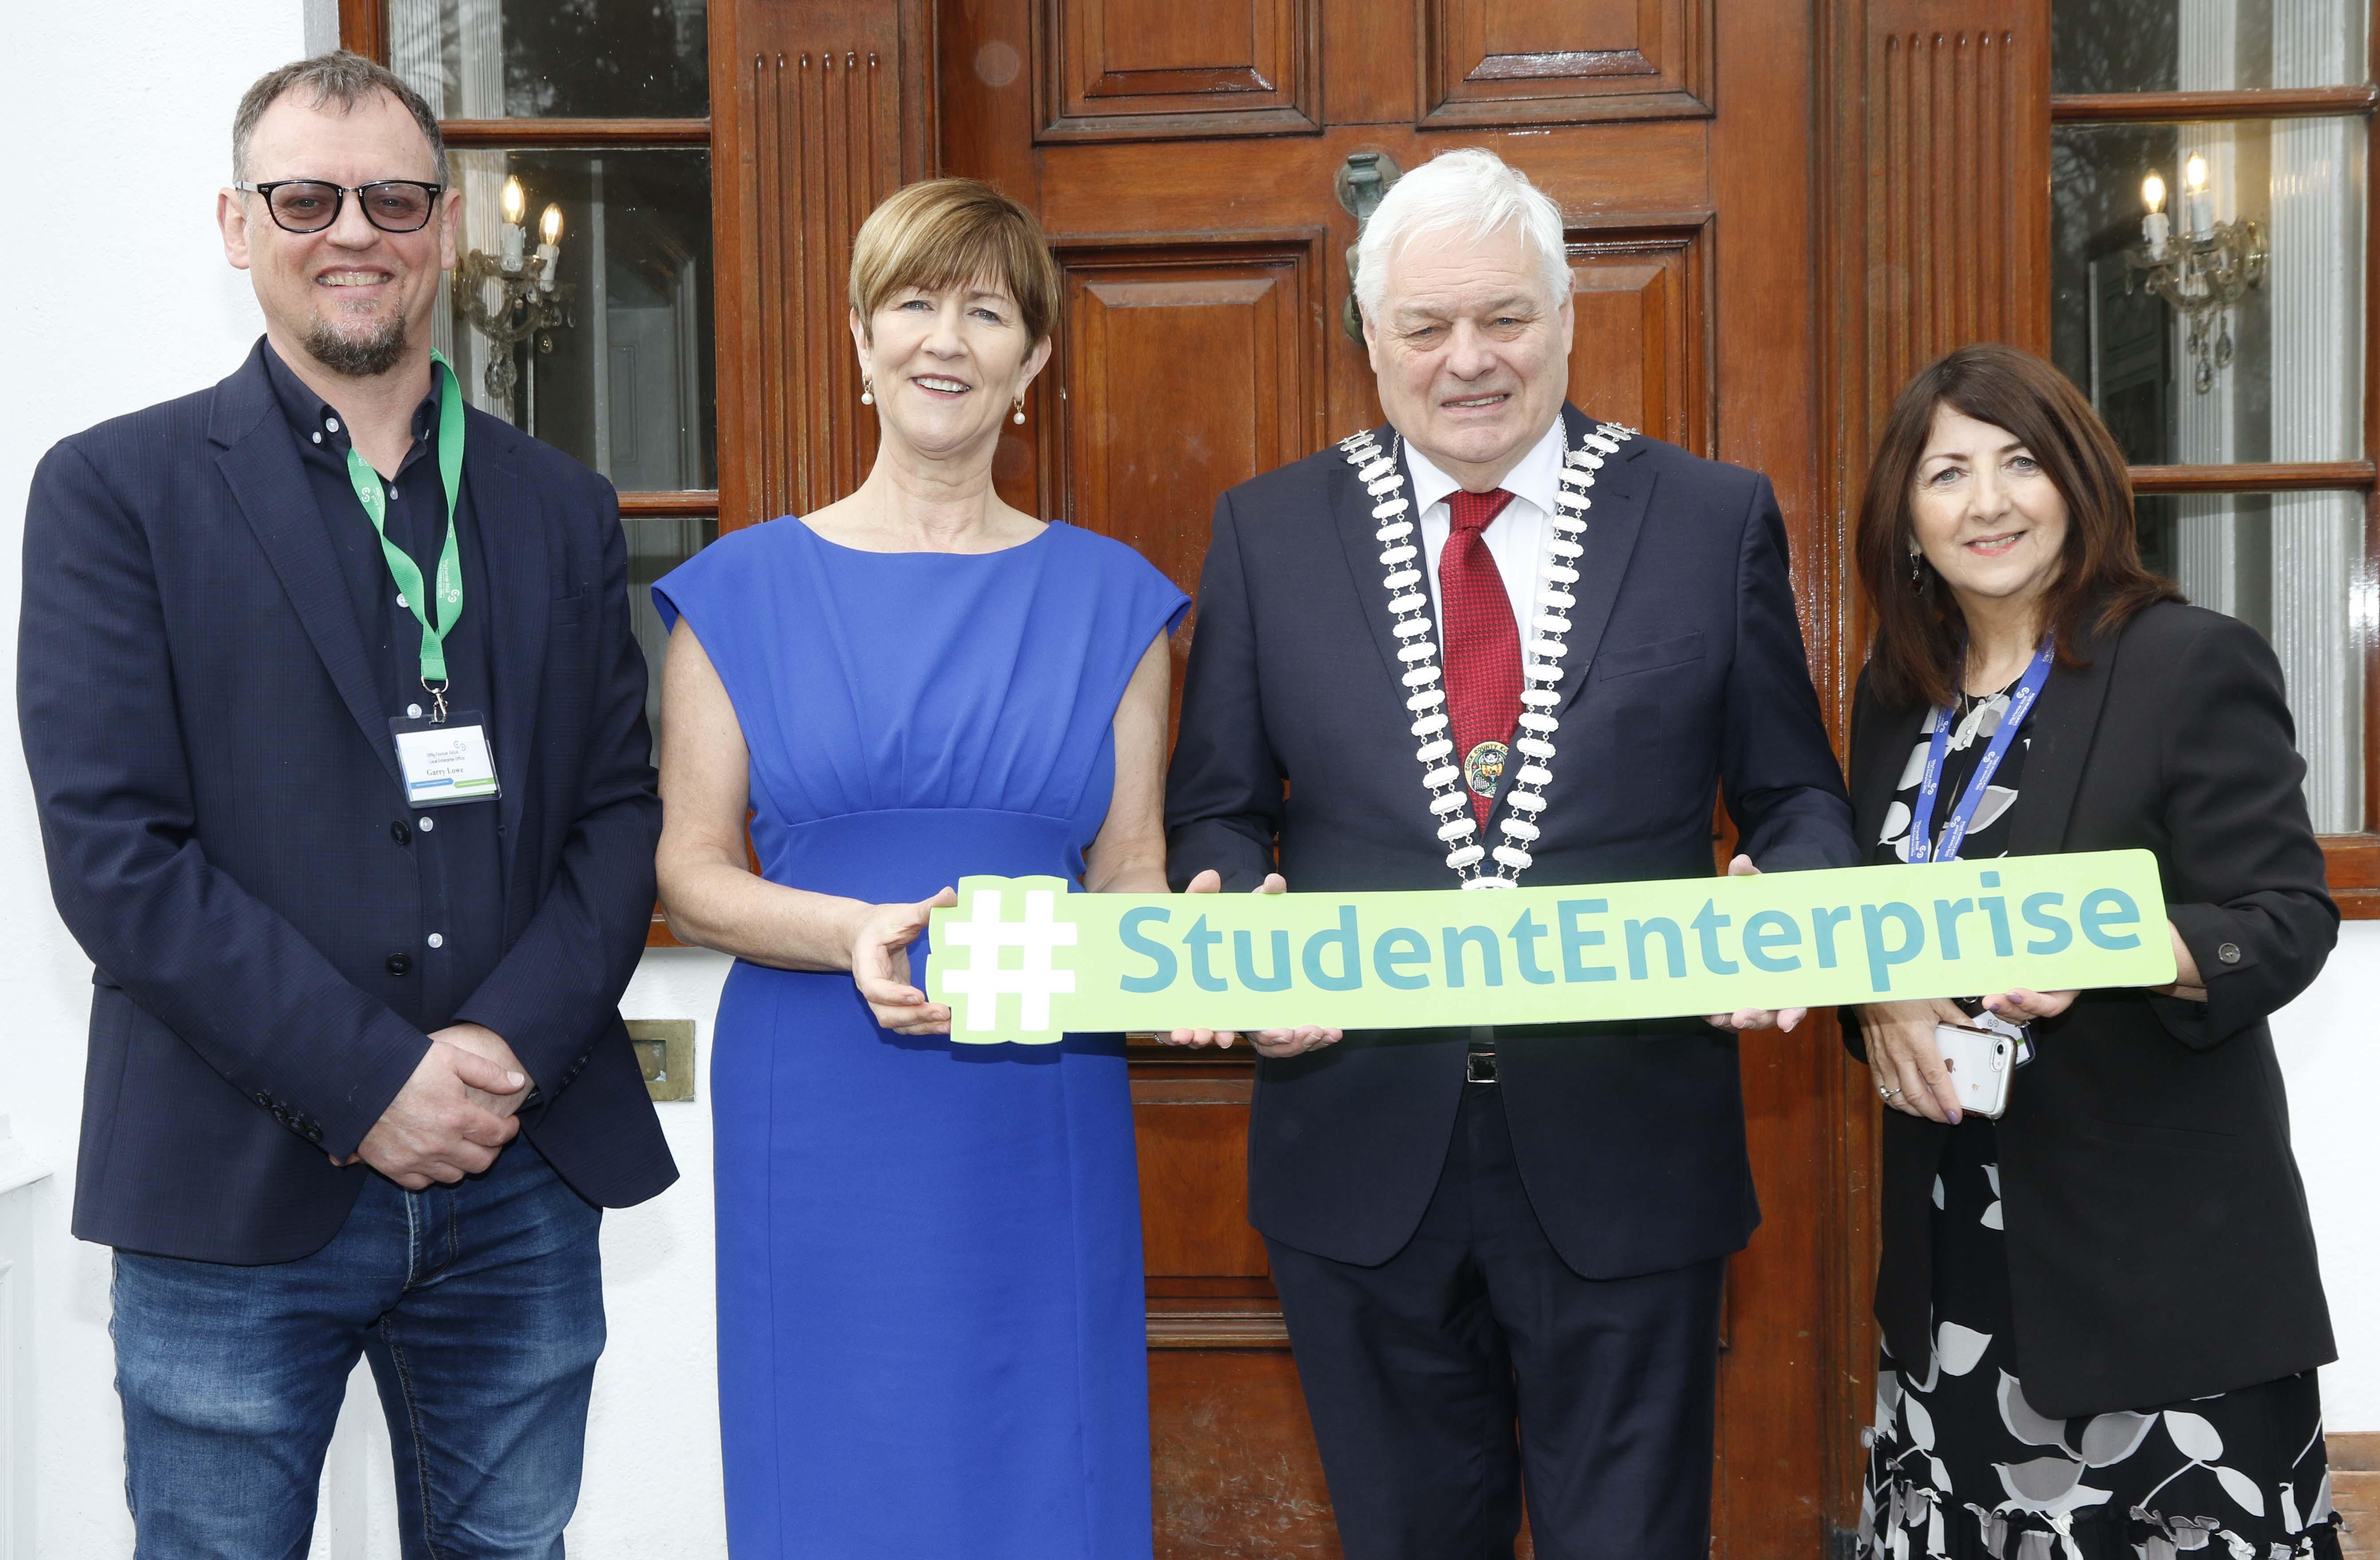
1165;146;1856;1559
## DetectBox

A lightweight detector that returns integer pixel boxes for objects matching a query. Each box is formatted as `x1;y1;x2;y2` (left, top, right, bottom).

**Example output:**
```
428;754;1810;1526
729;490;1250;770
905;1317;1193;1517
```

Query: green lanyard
343;351;466;718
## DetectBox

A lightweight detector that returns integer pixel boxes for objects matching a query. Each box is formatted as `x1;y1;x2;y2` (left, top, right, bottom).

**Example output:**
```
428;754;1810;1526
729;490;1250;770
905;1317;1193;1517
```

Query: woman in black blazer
1846;345;2341;1560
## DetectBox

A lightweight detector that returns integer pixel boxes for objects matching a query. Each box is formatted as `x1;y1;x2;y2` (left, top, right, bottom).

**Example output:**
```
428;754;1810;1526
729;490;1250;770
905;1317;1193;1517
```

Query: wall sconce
2124;154;2266;394
451;174;575;422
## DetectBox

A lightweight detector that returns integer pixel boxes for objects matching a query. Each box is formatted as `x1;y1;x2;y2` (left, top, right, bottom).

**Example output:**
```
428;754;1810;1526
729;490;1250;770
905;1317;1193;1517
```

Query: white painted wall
0;5;2371;1556
2271;922;2380;1423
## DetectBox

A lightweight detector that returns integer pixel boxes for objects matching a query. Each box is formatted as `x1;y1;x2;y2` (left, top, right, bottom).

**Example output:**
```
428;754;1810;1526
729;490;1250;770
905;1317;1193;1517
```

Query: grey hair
232;51;448;186
1353;146;1569;325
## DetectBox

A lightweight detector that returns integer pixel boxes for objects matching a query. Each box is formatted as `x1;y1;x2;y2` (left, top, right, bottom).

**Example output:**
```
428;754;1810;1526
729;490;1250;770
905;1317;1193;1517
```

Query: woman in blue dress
652;180;1191;1557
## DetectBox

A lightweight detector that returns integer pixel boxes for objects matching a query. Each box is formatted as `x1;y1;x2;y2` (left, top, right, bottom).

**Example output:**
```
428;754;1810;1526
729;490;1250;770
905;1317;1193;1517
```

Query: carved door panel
713;0;2053;1553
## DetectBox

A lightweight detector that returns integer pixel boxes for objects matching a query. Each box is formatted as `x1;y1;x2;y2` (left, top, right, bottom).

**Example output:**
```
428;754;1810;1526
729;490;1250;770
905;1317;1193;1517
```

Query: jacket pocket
1592;629;1705;680
2081;1116;2252;1153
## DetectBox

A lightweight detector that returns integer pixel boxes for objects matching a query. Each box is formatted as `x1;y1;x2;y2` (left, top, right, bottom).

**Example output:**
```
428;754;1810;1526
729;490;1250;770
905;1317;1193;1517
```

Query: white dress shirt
1404;418;1568;650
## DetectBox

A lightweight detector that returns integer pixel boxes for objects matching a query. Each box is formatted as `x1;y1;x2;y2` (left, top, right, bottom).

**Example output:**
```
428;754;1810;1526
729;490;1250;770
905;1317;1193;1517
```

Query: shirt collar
259;337;442;467
1400;416;1568;521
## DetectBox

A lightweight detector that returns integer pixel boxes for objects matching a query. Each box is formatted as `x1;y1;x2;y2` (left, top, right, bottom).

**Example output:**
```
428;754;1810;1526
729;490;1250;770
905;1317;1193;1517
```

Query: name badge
389;712;501;808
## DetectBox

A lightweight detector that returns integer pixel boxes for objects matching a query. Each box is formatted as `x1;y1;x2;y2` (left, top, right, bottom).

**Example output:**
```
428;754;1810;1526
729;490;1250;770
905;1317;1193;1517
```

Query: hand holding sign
854;886;958;1035
1703;855;1806;1035
1161;871;1346;1056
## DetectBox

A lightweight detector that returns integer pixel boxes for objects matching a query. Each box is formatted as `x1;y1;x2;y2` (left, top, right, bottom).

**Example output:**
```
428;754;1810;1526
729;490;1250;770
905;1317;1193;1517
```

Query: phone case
1935;1022;2016;1119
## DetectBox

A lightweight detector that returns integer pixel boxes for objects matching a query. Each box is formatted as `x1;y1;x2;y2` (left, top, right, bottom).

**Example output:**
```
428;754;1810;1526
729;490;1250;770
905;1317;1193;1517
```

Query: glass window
628;516;718;753
437;149;717;492
2134;493;2366;830
2050;118;2366;466
2053;0;2365;95
386;0;709;118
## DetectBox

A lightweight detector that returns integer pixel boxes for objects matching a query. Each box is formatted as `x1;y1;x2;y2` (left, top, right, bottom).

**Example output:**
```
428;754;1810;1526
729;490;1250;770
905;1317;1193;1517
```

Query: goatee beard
303;315;409;378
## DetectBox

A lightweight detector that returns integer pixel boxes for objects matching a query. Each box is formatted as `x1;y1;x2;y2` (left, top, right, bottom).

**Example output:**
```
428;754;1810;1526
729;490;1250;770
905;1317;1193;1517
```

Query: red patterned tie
1440;488;1523;823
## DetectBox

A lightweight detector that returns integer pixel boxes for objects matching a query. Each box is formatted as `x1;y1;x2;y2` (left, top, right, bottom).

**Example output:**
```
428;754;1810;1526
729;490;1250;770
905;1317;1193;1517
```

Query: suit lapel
469;420;549;886
2007;618;2118;858
214;396;405;791
1330;425;1411;685
1550;403;1653;717
1851;684;1917;849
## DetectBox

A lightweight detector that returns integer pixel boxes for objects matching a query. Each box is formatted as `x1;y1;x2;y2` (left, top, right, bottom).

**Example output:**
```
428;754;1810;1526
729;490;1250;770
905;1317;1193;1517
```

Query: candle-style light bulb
2185;154;2207;193
2183;154;2212;238
534;203;564;292
2139;167;2172;256
497;176;528;270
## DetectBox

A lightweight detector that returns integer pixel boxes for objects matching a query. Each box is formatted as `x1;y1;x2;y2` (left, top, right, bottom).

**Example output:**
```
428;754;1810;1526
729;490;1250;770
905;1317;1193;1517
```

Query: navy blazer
20;341;677;1265
1166;405;1856;1278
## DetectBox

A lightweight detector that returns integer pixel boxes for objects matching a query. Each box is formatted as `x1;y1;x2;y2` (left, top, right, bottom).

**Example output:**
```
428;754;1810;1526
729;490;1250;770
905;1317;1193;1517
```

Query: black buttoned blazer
1166;405;1857;1280
1844;600;2337;1417
20;342;677;1264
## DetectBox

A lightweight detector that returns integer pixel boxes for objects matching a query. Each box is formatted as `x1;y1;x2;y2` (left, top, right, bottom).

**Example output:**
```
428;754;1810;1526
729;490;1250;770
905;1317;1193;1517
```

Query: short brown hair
1855;343;2183;710
233;51;447;186
849;178;1060;347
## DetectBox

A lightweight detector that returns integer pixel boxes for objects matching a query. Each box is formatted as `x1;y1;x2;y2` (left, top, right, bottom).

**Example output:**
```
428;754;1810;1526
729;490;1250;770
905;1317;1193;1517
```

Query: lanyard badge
1905;636;2056;866
349;355;500;808
1907;636;2055;1067
389;709;500;808
344;352;467;722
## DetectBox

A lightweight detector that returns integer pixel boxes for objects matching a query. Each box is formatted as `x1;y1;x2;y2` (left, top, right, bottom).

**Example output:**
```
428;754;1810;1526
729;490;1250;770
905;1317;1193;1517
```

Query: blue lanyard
1906;637;2055;864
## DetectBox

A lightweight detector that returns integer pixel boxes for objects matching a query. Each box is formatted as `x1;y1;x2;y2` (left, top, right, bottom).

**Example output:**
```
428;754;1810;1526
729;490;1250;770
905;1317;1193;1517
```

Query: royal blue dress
653;516;1188;1560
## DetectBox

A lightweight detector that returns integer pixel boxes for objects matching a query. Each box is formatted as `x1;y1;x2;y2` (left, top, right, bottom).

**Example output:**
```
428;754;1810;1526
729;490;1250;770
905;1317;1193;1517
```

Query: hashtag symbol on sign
937;885;1079;1040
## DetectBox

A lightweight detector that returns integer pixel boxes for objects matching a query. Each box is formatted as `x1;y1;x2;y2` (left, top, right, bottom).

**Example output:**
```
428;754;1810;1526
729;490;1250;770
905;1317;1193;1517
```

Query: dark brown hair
1854;343;2181;710
234;52;446;185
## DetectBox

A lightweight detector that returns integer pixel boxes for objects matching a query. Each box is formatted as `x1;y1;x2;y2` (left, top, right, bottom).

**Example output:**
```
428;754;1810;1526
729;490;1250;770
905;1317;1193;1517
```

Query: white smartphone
1933;1022;2017;1119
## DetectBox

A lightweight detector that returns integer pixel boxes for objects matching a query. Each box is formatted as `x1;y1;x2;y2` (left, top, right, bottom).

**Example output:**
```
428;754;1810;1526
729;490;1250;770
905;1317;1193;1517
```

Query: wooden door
927;3;1833;1555
704;0;1852;1551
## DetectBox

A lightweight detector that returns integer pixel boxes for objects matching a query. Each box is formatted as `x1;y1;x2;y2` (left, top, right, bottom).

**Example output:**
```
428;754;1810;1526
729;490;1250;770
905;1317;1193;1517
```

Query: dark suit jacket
1166;405;1856;1278
20;341;677;1265
1844;601;2337;1416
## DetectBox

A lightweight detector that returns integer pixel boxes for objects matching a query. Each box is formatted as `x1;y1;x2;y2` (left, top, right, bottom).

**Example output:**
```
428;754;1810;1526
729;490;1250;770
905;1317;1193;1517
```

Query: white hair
1354;146;1570;326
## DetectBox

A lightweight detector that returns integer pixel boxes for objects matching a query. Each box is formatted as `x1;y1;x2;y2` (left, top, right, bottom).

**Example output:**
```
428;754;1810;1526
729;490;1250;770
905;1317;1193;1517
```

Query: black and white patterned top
1870;678;2031;869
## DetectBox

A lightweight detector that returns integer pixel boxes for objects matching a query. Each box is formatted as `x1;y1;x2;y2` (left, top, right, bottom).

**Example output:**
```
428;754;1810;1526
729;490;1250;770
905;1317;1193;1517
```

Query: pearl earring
1011;396;1027;425
860;376;874;406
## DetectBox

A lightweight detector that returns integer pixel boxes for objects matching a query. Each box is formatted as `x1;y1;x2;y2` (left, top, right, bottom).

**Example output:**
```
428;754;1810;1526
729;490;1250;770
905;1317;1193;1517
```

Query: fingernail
506;1071;524;1087
1947;1109;1962;1125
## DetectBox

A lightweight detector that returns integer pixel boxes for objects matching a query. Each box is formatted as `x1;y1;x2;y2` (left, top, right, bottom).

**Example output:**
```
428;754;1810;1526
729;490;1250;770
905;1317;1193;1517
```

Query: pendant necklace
1336;419;1636;888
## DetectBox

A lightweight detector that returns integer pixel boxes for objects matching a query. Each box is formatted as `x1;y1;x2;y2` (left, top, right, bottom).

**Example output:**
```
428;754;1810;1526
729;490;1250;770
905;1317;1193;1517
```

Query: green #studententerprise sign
923;851;2176;1043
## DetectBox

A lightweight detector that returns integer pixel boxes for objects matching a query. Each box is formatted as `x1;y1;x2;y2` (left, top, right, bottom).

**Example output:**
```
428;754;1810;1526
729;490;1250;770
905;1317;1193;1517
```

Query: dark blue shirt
262;342;507;1036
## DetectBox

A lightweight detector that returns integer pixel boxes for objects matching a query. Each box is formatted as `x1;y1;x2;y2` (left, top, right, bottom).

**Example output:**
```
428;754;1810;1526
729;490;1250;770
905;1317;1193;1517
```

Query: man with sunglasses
18;51;674;1554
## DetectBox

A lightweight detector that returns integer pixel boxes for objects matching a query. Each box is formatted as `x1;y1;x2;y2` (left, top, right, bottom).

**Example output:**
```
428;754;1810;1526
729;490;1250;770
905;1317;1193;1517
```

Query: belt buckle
1464;1051;1498;1084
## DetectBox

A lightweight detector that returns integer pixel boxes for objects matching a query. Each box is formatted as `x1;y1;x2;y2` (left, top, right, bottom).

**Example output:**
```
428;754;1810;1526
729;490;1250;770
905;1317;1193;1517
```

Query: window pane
2053;0;2365;95
388;0;709;118
2051;118;2366;465
2136;492;2366;830
628;516;718;758
436;149;717;491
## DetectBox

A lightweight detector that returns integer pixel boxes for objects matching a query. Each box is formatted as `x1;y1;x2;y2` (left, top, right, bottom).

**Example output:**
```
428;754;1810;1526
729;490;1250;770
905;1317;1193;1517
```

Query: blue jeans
111;1141;604;1559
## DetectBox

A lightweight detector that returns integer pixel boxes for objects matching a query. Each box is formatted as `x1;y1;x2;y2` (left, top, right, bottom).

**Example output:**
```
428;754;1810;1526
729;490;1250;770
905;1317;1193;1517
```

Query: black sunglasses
234;179;445;235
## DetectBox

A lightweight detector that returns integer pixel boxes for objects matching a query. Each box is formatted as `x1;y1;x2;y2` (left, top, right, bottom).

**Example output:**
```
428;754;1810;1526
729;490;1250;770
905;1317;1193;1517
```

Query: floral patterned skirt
1860;1120;2342;1560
